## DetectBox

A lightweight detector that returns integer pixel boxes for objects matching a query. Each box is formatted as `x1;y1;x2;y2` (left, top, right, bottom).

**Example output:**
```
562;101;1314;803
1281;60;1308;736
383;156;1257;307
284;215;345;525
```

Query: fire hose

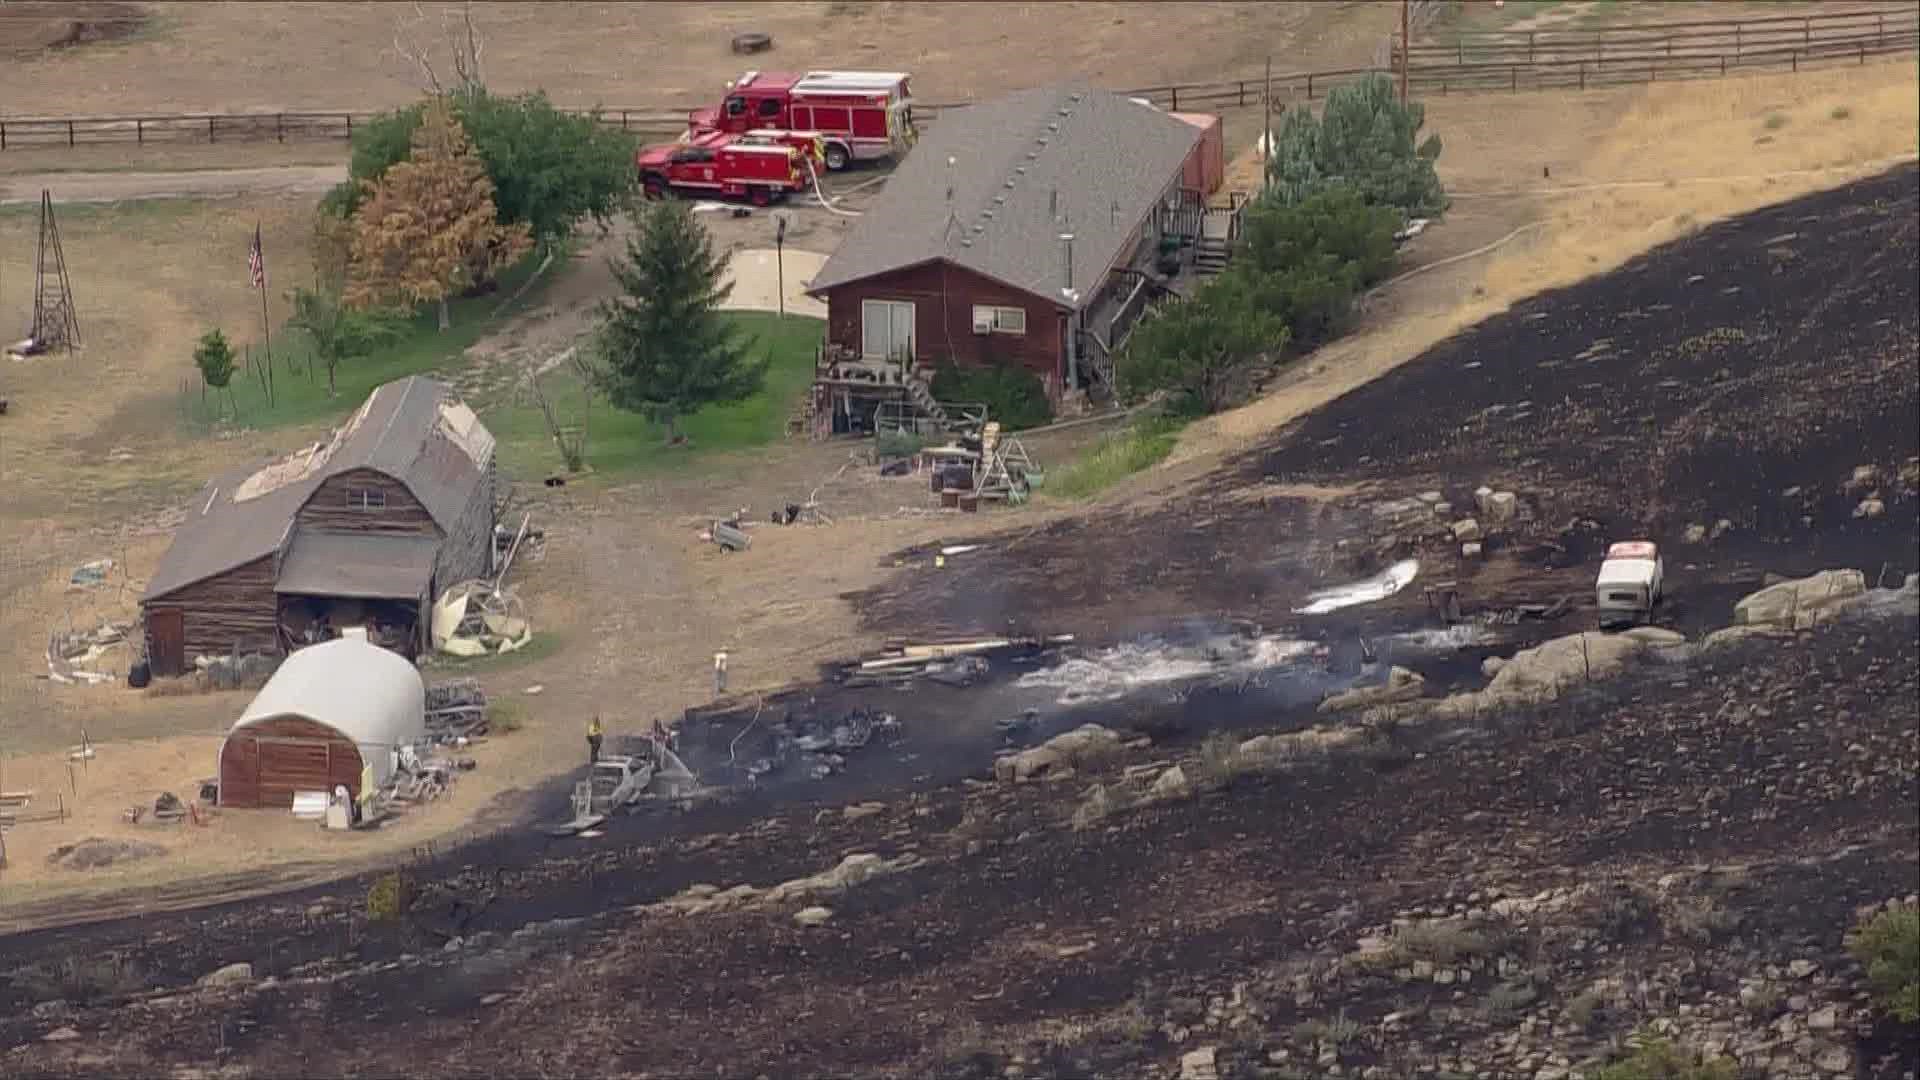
802;157;864;218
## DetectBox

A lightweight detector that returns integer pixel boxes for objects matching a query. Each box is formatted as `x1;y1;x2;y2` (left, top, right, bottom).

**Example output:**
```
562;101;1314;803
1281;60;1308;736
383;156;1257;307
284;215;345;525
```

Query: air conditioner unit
971;309;993;334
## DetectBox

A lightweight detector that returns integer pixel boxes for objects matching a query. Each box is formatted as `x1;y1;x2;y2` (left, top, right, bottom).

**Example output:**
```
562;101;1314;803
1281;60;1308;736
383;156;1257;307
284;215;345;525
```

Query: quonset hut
216;635;427;808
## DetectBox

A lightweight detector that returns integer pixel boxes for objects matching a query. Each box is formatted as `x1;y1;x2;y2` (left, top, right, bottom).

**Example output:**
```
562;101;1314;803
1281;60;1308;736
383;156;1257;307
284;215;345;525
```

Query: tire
641;176;668;201
750;185;772;207
823;143;851;172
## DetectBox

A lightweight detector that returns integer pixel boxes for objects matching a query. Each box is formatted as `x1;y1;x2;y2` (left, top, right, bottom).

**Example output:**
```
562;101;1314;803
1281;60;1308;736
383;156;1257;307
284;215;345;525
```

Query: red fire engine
688;69;915;171
634;129;823;205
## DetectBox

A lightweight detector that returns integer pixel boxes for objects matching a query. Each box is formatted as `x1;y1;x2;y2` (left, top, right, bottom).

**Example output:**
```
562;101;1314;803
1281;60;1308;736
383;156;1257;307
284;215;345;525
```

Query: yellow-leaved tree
345;97;531;330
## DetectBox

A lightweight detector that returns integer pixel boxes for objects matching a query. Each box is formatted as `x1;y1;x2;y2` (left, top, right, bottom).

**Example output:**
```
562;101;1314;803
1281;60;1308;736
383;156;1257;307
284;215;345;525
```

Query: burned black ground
852;164;1920;643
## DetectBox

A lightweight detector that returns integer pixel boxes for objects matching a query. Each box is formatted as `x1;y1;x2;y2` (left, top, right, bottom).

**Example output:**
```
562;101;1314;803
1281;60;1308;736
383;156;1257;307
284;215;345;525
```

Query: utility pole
1262;55;1273;195
1400;0;1411;105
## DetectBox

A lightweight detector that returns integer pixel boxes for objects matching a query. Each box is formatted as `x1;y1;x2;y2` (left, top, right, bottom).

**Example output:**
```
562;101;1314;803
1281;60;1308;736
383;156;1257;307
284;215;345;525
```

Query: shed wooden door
147;608;186;677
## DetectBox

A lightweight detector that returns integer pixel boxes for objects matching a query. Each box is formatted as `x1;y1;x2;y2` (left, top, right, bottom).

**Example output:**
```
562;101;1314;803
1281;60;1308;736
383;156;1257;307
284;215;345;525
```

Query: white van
1596;540;1665;629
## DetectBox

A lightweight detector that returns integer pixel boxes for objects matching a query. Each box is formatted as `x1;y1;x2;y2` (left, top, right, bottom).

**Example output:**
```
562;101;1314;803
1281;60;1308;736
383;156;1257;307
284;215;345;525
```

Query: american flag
248;224;266;290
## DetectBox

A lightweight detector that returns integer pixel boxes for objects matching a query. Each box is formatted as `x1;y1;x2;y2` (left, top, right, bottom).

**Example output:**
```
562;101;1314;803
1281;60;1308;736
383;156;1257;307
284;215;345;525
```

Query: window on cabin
346;487;386;510
861;299;916;360
757;97;782;118
974;305;1027;335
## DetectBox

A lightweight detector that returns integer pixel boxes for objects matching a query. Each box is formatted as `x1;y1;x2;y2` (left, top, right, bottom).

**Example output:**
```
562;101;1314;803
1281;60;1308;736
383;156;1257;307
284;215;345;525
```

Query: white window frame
973;305;1026;335
346;487;387;510
861;299;916;360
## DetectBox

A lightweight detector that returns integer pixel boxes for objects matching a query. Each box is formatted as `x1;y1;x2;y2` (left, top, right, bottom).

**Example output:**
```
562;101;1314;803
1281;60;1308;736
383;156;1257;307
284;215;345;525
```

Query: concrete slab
719;248;828;319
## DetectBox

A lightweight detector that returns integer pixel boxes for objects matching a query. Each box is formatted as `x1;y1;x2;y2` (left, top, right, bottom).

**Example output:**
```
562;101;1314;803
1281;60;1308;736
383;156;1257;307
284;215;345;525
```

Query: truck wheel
824;143;851;172
642;176;668;201
750;185;772;207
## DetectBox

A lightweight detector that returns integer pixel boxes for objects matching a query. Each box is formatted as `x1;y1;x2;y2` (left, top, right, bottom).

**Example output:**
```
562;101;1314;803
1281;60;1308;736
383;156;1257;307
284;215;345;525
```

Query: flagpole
254;223;274;407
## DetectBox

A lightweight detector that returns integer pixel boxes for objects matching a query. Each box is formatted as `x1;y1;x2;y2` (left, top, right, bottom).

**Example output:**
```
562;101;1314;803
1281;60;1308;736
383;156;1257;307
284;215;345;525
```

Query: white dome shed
217;635;427;808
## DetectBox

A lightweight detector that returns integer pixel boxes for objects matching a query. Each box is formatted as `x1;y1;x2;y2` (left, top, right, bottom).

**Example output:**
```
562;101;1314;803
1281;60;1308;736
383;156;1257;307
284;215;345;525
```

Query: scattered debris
1294;559;1420;615
1733;569;1867;630
67;558;113;587
45;621;132;685
425;678;489;742
842;635;1074;686
1319;666;1426;714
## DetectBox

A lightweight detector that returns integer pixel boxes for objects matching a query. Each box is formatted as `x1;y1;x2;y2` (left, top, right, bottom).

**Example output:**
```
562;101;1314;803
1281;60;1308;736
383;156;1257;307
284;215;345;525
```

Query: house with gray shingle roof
140;376;496;676
802;84;1230;433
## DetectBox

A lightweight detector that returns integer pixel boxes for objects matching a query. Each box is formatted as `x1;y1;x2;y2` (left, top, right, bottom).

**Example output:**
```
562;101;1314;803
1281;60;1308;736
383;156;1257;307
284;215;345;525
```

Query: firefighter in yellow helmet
586;715;604;767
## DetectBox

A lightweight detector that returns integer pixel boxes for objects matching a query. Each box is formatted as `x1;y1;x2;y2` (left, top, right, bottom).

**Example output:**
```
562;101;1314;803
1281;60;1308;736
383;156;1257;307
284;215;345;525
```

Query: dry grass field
0;0;1393;116
0;25;1912;919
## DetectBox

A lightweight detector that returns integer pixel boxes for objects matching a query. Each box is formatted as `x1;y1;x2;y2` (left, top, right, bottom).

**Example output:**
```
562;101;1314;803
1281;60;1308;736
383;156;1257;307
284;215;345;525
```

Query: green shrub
1232;188;1401;347
366;870;412;922
1115;273;1288;413
486;700;525;734
874;430;926;459
1849;902;1920;1022
1591;1035;1736;1080
929;361;1053;431
1048;415;1184;499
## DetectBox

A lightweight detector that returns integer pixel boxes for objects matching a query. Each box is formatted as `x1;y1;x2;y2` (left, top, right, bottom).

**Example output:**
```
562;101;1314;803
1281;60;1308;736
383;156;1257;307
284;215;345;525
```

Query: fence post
209;116;217;144
68;119;76;147
621;110;630;131
136;118;144;144
1238;80;1246;107
1;121;7;151
1170;85;1179;110
1879;13;1886;46
1721;54;1726;76
1803;16;1810;46
345;113;353;139
1306;71;1315;99
277;114;285;143
1735;23;1741;56
1792;49;1798;73
1511;65;1517;91
1579;61;1586;91
1529;31;1536;64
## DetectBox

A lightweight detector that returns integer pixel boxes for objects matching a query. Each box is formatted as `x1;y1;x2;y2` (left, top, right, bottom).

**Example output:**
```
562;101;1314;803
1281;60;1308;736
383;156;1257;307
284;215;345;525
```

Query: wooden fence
1;5;1914;151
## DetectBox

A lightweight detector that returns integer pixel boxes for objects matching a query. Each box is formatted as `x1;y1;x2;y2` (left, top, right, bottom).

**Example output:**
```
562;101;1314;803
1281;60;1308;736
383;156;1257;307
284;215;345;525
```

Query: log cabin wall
296;468;438;535
156;555;281;658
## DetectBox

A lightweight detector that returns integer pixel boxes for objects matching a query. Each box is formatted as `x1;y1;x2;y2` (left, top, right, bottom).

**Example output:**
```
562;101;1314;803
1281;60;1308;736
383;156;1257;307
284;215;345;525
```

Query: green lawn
486;312;823;480
1045;414;1185;500
179;254;554;432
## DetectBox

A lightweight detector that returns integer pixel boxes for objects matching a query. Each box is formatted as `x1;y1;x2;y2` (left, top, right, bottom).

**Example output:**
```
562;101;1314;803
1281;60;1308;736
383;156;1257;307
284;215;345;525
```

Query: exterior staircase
904;374;951;428
1193;234;1231;277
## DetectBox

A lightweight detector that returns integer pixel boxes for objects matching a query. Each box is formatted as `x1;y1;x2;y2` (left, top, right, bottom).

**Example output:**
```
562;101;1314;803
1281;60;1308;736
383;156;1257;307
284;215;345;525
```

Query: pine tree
345;98;531;330
588;200;768;442
1266;73;1447;218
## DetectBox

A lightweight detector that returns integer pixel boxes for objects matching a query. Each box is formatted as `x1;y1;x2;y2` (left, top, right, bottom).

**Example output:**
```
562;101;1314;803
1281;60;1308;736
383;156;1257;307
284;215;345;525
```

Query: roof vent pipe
1059;232;1075;293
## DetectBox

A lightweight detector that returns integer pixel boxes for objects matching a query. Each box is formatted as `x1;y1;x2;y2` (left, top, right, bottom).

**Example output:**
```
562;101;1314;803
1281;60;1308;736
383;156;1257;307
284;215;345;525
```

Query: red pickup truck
634;130;822;205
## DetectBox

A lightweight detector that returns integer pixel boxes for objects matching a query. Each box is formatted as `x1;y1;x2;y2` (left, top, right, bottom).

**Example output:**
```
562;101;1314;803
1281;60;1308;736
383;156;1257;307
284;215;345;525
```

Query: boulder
793;906;834;928
763;853;916;905
1846;464;1881;491
197;962;254;989
1683;523;1708;545
1319;666;1426;714
1619;626;1686;648
1854;497;1885;519
1452;518;1484;542
1180;1047;1220;1080
1483;631;1651;702
1484;491;1519;527
995;724;1119;781
1150;764;1193;800
1733;570;1867;629
1481;656;1508;677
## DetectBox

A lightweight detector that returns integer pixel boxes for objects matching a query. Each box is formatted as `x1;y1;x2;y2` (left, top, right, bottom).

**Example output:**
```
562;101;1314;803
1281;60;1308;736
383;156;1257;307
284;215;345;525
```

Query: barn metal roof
274;531;440;600
805;84;1203;307
143;376;493;601
231;636;426;752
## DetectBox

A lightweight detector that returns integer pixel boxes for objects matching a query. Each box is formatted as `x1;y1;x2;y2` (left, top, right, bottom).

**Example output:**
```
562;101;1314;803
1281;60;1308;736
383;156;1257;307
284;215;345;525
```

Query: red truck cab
688;69;914;171
634;130;811;206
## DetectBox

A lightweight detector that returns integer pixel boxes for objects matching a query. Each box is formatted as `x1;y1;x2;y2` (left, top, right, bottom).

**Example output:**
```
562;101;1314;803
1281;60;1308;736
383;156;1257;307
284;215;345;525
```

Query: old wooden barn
139;376;497;677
